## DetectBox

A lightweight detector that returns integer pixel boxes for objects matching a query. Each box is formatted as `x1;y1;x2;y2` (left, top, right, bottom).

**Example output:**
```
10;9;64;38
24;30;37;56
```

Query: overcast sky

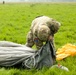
0;0;76;2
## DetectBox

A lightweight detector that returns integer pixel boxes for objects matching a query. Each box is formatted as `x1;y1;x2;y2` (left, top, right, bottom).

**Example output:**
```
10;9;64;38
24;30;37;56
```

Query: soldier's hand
48;35;54;41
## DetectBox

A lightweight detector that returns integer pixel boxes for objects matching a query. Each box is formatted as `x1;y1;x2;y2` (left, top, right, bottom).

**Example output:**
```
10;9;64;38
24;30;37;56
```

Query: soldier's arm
48;35;55;49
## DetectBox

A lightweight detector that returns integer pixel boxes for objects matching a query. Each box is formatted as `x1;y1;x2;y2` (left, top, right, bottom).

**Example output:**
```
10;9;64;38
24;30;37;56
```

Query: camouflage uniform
26;16;61;49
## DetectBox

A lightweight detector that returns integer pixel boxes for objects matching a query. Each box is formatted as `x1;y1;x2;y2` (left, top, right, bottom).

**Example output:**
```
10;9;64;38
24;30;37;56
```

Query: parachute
56;43;76;60
0;41;56;69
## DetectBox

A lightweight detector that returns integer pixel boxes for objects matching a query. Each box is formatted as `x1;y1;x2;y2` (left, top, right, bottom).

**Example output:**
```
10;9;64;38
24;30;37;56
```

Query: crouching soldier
25;16;61;50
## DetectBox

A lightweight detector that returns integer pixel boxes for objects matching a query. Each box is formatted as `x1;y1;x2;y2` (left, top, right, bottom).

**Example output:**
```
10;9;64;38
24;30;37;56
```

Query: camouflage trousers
26;31;55;50
25;31;43;50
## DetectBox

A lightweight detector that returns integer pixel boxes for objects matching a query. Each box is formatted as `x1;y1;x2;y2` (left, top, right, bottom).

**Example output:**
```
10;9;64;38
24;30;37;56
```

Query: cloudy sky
0;0;76;2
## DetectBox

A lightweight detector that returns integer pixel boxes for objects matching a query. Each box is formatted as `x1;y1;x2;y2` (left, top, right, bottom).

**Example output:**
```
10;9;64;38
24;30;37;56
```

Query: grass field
0;2;76;75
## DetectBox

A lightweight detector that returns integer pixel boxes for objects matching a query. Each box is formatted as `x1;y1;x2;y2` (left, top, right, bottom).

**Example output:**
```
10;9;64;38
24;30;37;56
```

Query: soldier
25;16;61;50
3;1;5;4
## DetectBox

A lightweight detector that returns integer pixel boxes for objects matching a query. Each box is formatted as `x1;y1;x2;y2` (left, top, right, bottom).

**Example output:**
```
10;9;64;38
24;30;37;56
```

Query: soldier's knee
25;42;34;48
35;42;43;50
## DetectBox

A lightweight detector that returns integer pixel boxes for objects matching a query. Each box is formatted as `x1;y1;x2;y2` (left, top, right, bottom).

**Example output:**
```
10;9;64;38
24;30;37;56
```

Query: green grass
0;2;76;75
